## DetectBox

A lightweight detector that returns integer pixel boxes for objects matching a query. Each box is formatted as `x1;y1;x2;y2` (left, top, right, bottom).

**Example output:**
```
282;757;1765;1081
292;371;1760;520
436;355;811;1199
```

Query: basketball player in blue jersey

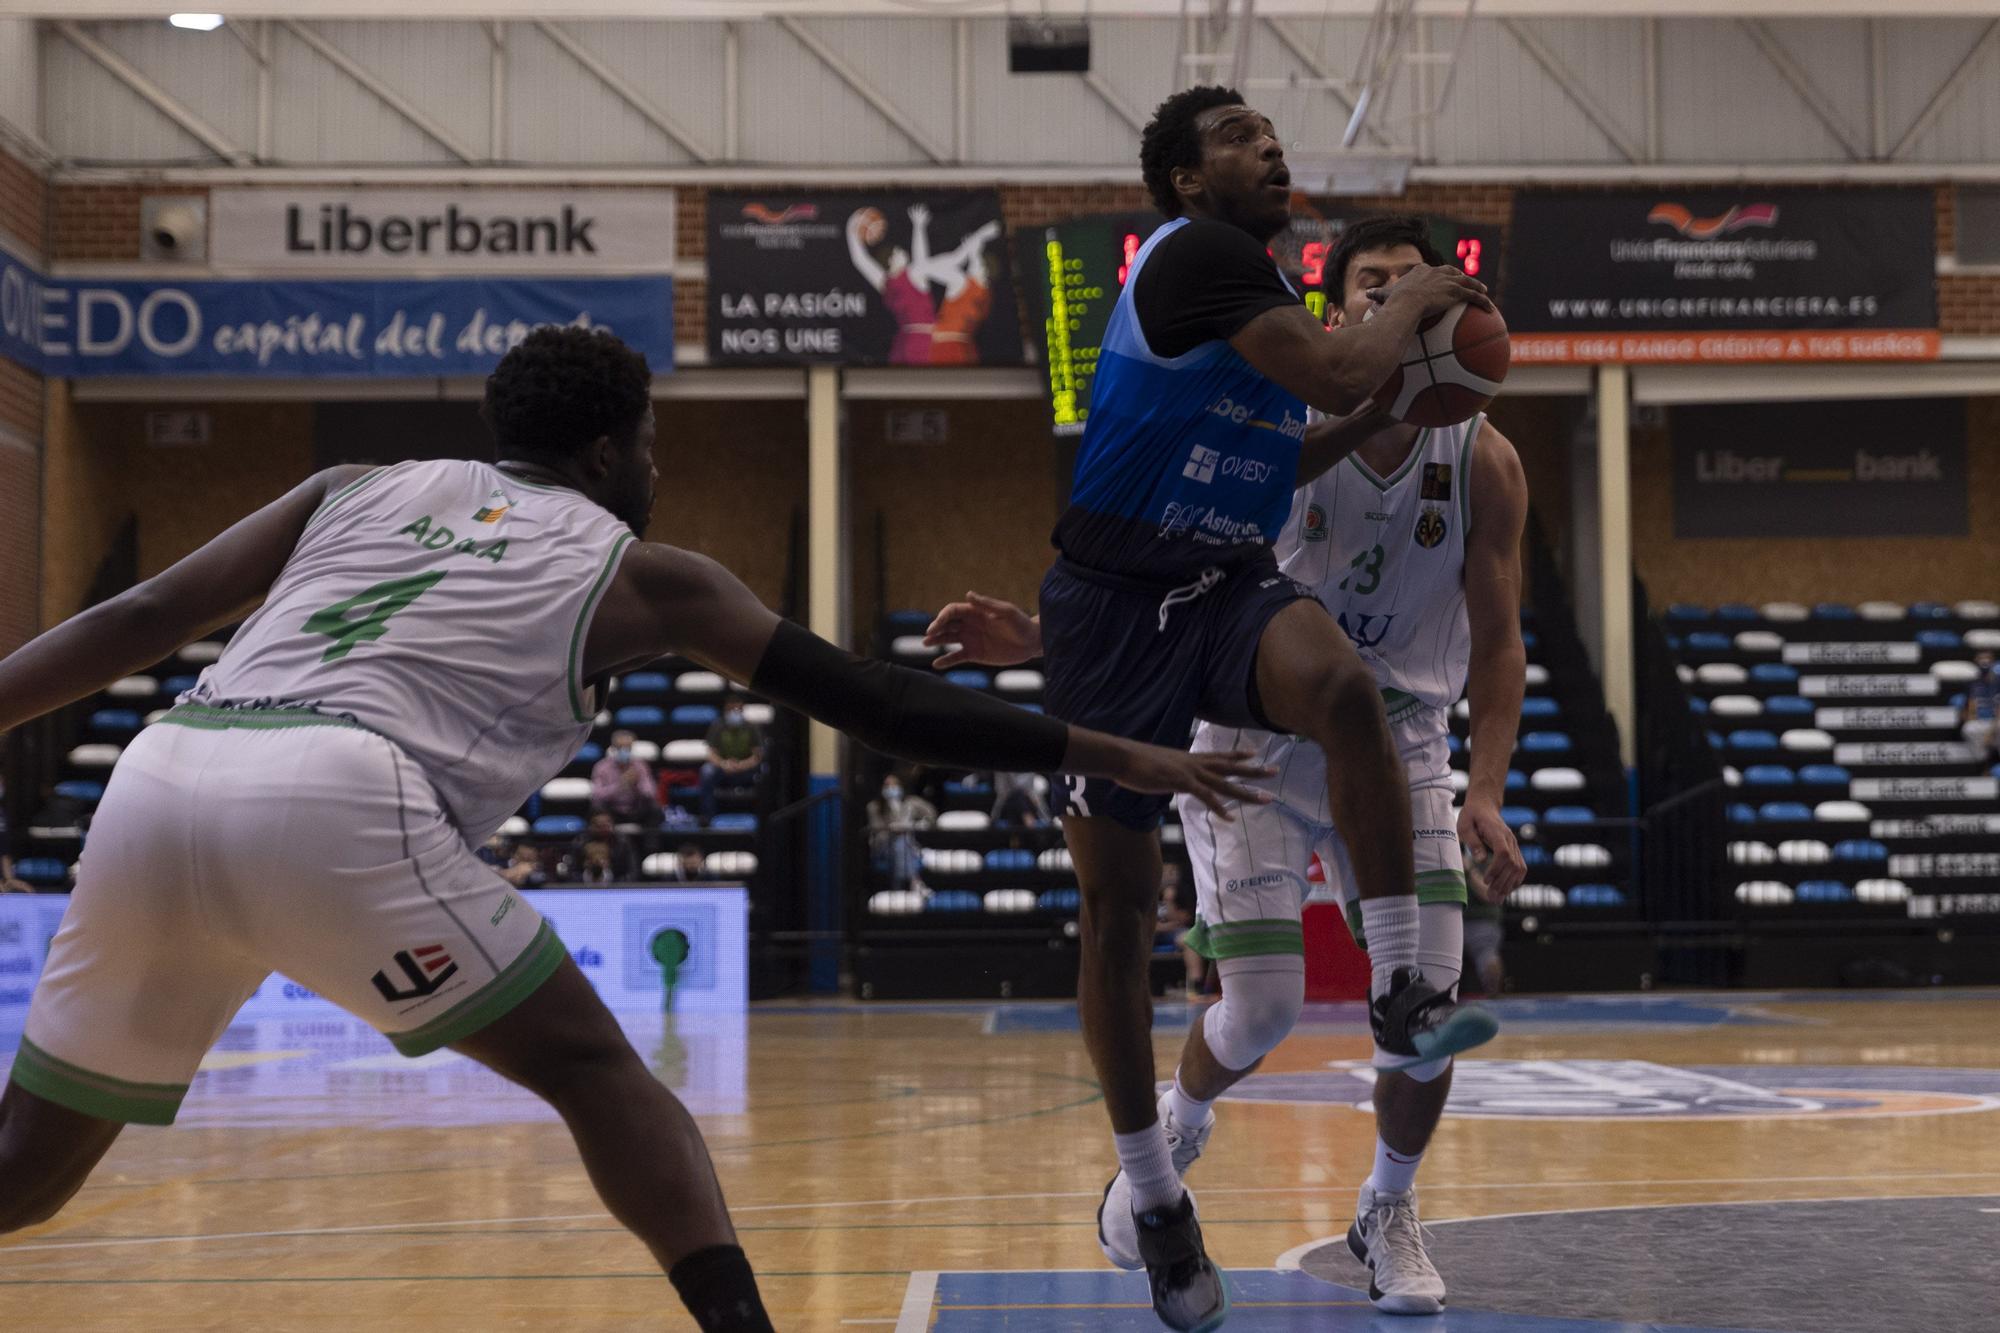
925;87;1496;1330
0;329;1273;1333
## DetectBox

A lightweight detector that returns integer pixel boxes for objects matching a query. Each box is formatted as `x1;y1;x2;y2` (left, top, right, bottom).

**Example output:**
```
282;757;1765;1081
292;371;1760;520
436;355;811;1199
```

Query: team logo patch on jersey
472;505;510;523
1414;505;1448;549
1302;503;1328;542
1420;463;1453;502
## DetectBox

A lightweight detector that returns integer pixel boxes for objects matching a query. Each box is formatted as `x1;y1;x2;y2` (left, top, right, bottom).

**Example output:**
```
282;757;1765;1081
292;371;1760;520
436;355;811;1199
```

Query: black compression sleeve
749;618;1071;773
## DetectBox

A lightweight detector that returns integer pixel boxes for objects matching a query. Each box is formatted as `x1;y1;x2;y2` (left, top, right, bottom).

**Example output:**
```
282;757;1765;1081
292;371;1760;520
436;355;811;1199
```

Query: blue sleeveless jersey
1053;217;1308;582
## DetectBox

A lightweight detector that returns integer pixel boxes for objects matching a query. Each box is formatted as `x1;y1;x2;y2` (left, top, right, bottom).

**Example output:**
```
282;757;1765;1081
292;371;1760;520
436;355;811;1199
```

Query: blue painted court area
924;1270;1766;1332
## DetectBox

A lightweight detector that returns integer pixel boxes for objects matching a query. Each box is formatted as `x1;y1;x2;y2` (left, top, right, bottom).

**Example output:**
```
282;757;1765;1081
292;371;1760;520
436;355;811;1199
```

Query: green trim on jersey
1459;414;1480;532
1185;917;1305;961
488;463;566;493
303;466;390;534
9;1037;189;1125
387;921;568;1057
567;532;636;723
160;705;365;732
1347;428;1430;492
1381;687;1425;725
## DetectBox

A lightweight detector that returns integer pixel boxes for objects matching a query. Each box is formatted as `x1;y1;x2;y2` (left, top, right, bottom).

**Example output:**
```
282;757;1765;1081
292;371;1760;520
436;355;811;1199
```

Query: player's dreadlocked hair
1326;215;1444;300
482;326;652;462
1140;84;1245;219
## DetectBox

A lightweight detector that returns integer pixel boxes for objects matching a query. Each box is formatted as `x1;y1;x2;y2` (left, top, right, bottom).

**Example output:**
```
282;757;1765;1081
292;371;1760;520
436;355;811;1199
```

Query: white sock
1165;1075;1215;1131
1358;895;1421;998
1114;1122;1182;1212
1367;1136;1425;1197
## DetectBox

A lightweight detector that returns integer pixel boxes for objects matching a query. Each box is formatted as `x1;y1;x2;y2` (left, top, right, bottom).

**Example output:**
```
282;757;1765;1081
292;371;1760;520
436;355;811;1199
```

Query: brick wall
0;146;40;652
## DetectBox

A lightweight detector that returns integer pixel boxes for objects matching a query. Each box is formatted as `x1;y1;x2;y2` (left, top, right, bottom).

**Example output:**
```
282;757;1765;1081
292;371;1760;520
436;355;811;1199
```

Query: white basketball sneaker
1097;1094;1215;1270
1346;1183;1446;1315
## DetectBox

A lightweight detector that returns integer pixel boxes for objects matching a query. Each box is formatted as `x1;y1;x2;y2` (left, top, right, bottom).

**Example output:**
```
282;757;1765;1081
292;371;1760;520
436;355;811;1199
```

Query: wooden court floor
6;990;2000;1331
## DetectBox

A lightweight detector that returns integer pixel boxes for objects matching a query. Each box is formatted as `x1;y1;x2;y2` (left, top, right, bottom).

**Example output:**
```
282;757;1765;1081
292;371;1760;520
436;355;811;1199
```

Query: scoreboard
1018;206;1504;437
1015;212;1163;437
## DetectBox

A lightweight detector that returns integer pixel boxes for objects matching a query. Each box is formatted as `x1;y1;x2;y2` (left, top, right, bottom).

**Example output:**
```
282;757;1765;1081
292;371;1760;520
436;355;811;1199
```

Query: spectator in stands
661;842;708;882
501;842;546;888
477;832;512;870
0;776;30;893
1964;650;2000;765
571;812;638;885
992;771;1050;828
591;729;662;830
866;771;936;890
1156;864;1203;998
696;692;766;825
1463;857;1506;995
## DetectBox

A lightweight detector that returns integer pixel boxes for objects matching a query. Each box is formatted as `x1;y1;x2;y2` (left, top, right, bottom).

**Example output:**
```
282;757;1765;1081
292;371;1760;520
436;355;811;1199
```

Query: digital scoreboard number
1018;213;1162;437
1019;208;1502;437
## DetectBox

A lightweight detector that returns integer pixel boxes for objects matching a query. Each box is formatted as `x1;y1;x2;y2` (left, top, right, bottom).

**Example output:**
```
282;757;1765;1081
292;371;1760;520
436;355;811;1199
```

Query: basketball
1368;302;1511;428
853;205;887;246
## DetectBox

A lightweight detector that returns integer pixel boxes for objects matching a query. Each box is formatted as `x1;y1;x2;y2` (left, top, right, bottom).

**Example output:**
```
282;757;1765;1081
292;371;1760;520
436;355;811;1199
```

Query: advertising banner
0;887;747;1024
1506;189;1938;363
706;190;1022;365
1670;398;1966;538
209;188;678;274
1;240;673;377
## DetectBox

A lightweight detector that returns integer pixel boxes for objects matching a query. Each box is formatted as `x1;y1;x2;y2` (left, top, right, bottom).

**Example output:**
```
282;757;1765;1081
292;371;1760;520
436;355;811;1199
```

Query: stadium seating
1670;602;1998;917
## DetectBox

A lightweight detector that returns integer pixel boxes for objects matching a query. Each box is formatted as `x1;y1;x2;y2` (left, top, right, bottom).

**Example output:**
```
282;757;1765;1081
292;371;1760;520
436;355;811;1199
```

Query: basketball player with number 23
1161;214;1530;1315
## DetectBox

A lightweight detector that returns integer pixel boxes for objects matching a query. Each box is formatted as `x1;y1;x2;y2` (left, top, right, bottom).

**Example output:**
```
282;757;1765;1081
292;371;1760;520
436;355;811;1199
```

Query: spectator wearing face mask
695;692;766;825
866;771;936;891
1964;650;2000;765
571;812;638;885
591;728;663;830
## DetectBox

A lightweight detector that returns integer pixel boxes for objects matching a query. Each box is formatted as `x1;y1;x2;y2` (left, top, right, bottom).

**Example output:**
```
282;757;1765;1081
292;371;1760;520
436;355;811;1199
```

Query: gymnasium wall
649;398;806;613
1628;395;2000;608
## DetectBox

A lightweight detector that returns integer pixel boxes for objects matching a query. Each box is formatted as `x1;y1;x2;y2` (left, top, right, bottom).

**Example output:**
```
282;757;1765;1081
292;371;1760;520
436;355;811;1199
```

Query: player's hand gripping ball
1367;302;1511;428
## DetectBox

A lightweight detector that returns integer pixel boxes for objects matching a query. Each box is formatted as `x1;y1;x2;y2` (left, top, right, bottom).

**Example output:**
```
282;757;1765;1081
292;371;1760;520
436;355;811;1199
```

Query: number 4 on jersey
302;571;447;663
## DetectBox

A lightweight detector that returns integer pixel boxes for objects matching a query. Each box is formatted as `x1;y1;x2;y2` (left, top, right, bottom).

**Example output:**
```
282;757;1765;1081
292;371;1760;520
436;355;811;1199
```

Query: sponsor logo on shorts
1224;872;1292;893
490;893;517;927
1228;1058;2000;1120
1414;505;1448;549
1415;827;1455;840
371;944;460;1003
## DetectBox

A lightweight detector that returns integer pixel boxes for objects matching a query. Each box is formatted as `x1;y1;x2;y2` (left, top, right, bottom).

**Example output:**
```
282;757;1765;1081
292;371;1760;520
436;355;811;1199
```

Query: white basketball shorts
11;707;564;1124
1178;699;1467;960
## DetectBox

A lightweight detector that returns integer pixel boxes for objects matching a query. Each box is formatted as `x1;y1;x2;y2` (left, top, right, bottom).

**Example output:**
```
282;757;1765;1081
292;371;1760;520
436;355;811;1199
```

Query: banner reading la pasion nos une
706;191;1023;366
1505;189;1937;364
0;241;673;377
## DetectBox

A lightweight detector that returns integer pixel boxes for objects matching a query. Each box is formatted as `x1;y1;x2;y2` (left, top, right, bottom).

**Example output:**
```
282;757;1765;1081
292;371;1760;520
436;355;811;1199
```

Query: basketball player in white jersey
0;328;1274;1332
1105;216;1532;1313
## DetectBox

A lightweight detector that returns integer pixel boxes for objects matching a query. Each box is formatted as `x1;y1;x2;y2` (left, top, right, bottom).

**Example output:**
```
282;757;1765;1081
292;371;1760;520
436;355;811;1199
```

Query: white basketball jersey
1277;417;1478;711
187;459;635;845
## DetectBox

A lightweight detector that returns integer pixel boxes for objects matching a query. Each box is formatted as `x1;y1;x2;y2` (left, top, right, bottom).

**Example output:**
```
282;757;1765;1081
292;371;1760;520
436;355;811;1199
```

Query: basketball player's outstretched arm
1230;264;1491;415
585;543;1271;815
0;465;372;735
1458;422;1531;900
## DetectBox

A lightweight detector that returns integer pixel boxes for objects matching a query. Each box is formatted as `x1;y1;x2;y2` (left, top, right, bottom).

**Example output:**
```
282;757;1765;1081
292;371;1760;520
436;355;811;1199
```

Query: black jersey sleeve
1132;219;1301;359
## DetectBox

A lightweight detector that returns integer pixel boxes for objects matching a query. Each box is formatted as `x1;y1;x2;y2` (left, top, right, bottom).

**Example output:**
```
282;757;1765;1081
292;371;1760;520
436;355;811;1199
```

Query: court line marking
12;1171;2000;1255
894;1270;939;1333
1270;1190;2000;1271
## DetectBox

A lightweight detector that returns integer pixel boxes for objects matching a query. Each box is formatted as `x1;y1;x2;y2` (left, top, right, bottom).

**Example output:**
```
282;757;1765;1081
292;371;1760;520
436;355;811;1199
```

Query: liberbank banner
1671;398;1967;538
0;241;671;378
1507;189;1938;364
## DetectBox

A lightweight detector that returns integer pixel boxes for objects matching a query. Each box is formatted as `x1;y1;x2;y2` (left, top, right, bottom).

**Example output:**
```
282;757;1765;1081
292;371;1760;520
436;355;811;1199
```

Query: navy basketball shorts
1039;554;1321;830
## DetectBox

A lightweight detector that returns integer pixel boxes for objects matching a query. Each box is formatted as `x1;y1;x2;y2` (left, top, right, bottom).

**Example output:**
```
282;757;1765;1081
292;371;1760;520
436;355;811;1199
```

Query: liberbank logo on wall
1506;188;1939;363
0;241;672;378
209;189;678;273
1670;397;1967;538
